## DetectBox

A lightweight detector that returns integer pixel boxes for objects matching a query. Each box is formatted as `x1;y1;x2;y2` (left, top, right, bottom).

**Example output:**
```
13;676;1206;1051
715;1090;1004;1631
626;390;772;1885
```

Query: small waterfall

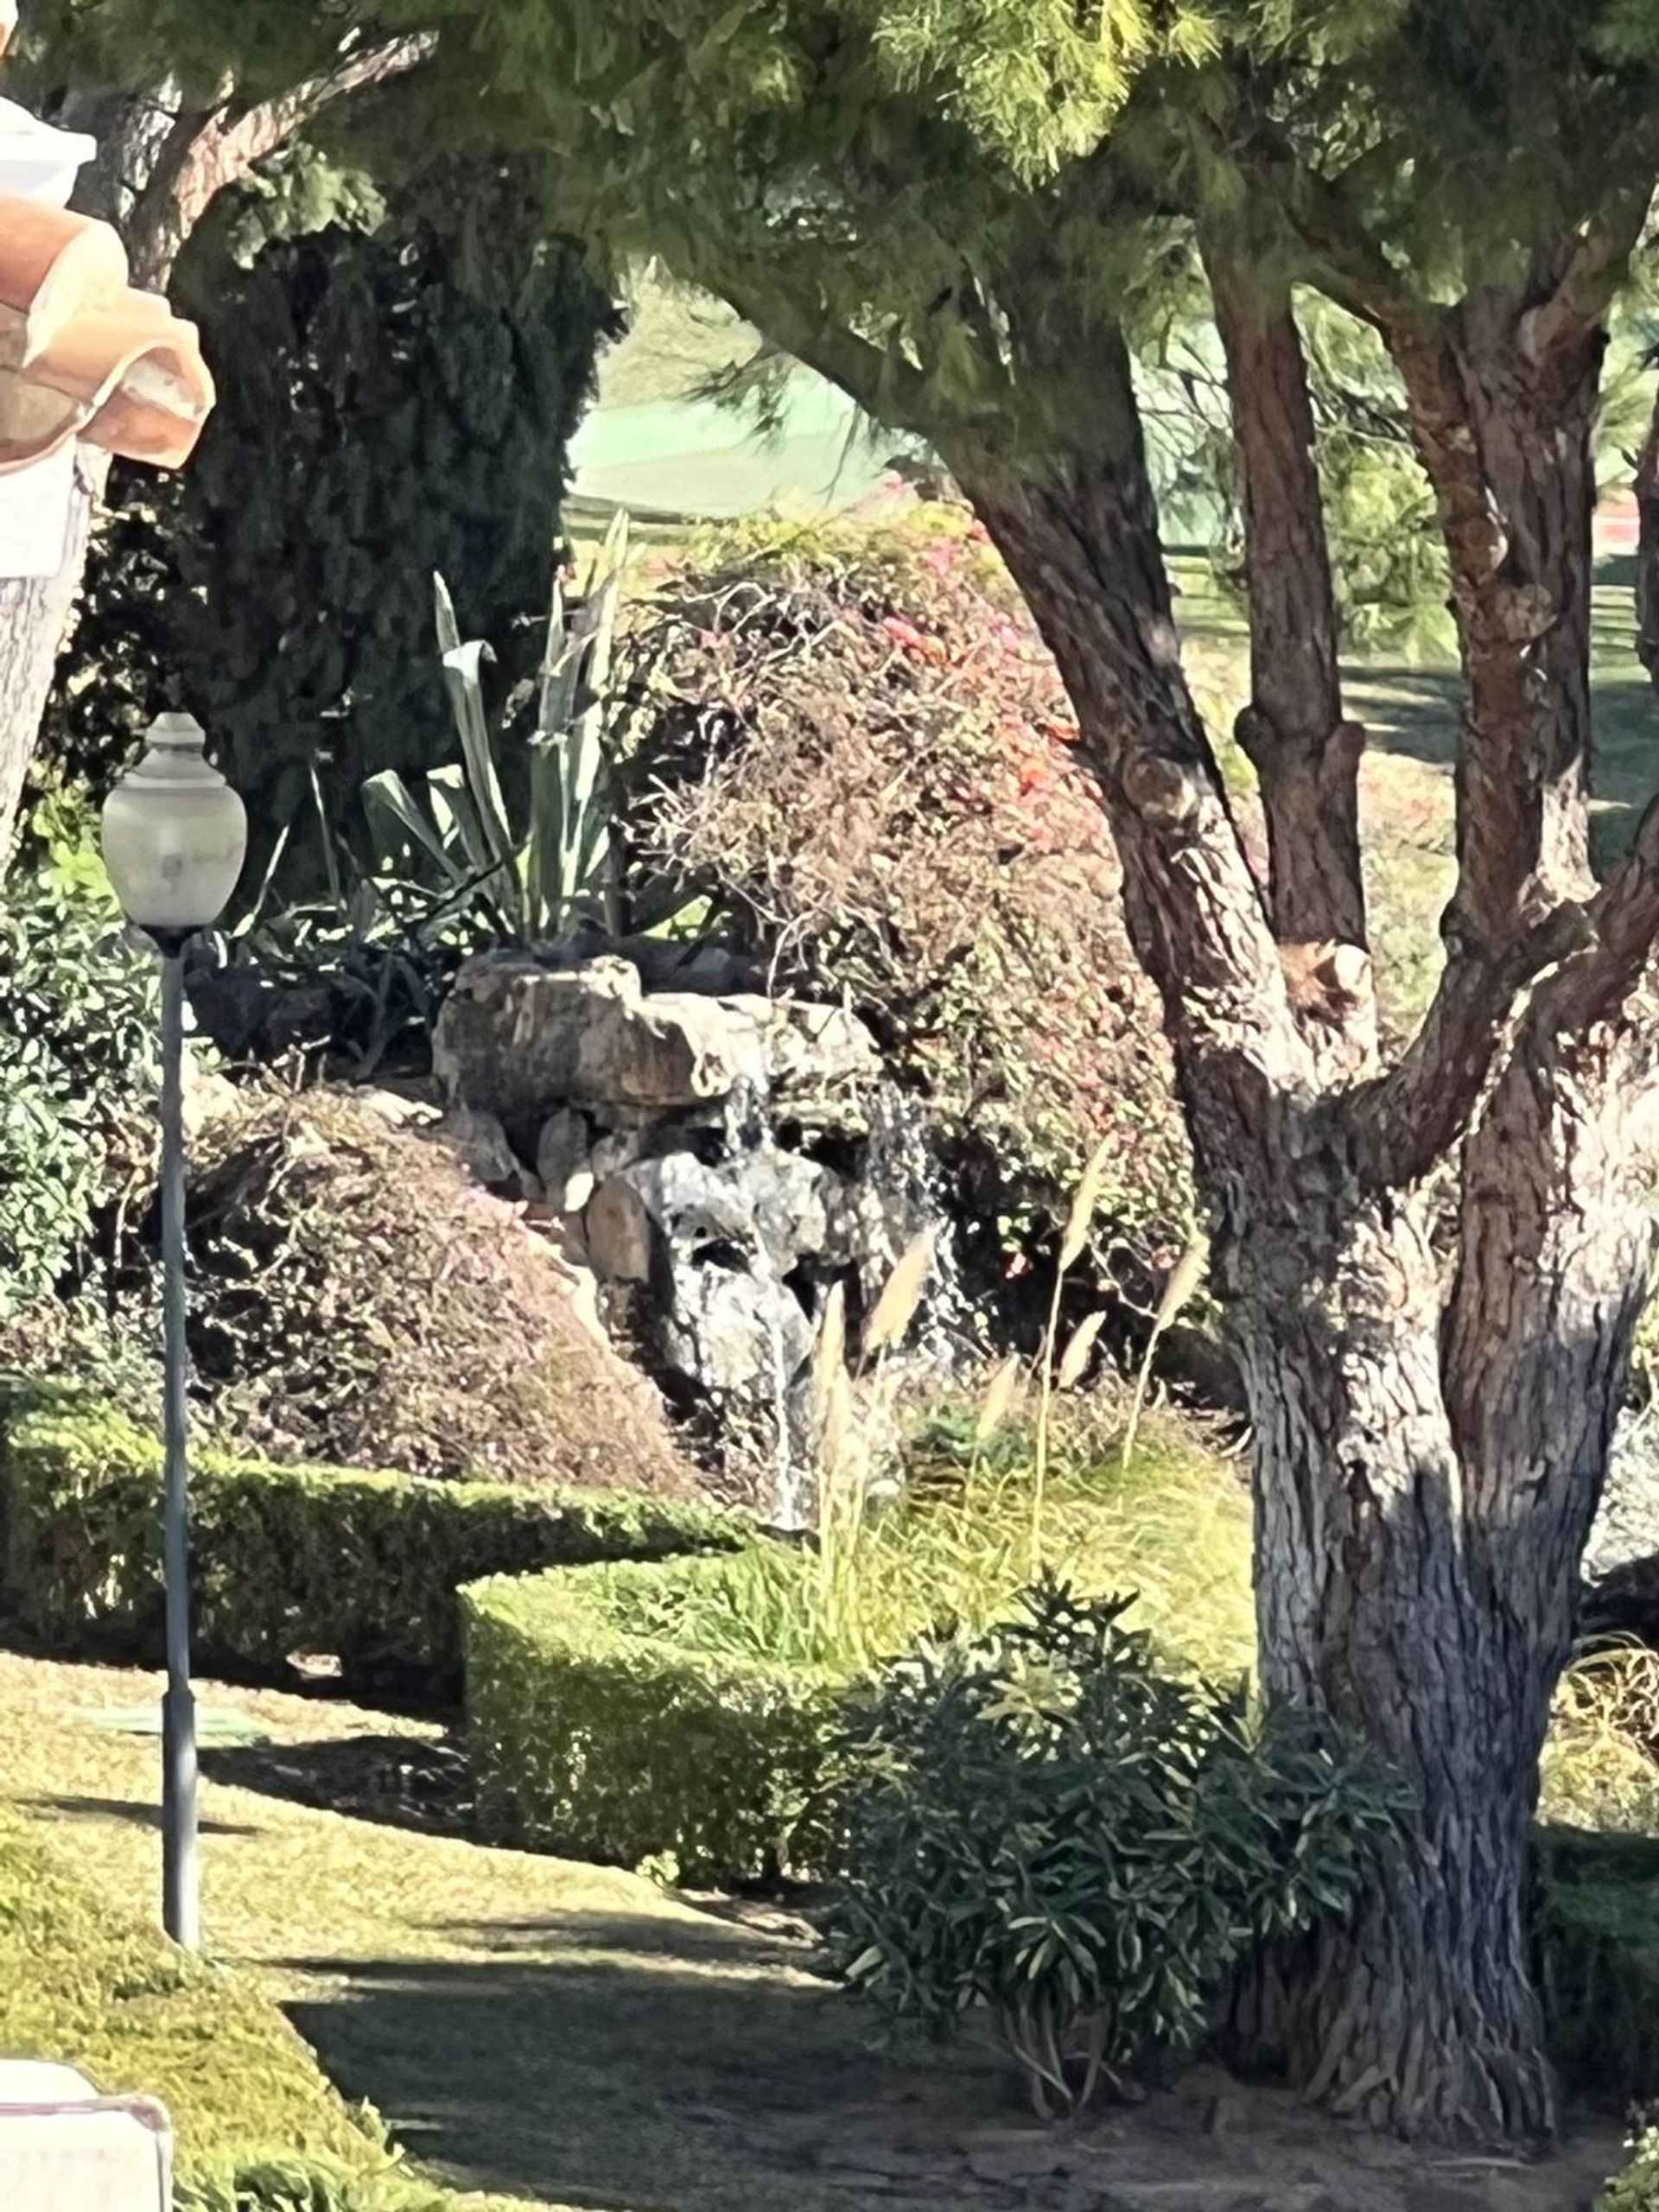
857;1080;976;1369
766;1303;808;1533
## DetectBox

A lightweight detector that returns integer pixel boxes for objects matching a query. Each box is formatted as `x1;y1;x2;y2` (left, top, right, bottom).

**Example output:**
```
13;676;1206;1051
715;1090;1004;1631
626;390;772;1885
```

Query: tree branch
1345;228;1618;1185
1351;785;1659;1185
713;276;937;435
124;33;439;291
1205;240;1373;1074
1521;184;1655;366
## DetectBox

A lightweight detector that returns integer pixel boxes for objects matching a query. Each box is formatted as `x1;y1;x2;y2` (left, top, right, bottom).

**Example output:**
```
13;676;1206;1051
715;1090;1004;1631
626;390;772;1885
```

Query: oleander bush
821;1581;1404;2118
0;1387;737;1694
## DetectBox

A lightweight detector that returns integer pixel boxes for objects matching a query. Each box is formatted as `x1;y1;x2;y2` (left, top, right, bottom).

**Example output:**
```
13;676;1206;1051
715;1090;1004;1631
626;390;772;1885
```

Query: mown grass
0;1807;423;2209
0;1649;1009;2212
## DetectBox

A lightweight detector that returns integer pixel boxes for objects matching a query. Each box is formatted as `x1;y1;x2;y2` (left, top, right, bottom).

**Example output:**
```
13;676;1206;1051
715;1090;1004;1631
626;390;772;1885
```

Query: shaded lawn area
0;1649;1013;2212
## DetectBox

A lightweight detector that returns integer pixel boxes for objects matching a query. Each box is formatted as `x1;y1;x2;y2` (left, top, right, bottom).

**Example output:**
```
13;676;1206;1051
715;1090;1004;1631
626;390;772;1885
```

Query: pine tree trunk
956;321;1656;2139
1229;1189;1552;2138
1225;1067;1651;2138
0;460;95;861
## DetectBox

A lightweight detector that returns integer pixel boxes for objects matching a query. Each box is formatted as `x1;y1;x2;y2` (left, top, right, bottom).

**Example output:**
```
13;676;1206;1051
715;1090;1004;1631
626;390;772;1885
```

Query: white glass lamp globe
100;712;247;938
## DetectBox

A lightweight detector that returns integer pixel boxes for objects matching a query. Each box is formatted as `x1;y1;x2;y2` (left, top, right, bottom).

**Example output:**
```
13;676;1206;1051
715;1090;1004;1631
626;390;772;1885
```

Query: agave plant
362;509;637;944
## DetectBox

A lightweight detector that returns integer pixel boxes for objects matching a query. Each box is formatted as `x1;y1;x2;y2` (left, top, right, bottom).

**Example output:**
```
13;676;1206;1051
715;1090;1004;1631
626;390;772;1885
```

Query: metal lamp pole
156;933;197;1948
101;712;246;1953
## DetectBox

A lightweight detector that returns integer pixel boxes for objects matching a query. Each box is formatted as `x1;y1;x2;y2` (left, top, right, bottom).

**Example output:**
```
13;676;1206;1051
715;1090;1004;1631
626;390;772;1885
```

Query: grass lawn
0;1648;1014;2212
3;1640;1635;2212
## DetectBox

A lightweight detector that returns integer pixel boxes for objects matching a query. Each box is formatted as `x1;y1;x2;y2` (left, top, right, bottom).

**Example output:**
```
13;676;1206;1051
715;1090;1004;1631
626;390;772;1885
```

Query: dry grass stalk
975;1352;1026;1452
1058;1141;1114;1274
1056;1311;1109;1392
862;1224;938;1362
1031;1141;1116;1566
1121;1236;1208;1471
810;1281;849;1413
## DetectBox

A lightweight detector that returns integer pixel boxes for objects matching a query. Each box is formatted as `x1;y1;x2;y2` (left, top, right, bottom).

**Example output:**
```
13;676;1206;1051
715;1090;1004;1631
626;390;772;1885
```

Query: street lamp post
100;712;247;1951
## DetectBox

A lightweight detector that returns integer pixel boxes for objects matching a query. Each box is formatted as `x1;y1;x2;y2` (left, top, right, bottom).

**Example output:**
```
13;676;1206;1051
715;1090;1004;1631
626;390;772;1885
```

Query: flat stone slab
0;2060;172;2212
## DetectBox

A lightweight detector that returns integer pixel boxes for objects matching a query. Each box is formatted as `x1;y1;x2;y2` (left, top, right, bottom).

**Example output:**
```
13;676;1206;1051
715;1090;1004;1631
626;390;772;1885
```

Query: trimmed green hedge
0;1808;399;2207
463;1552;837;1881
1539;1826;1659;2113
0;1389;738;1694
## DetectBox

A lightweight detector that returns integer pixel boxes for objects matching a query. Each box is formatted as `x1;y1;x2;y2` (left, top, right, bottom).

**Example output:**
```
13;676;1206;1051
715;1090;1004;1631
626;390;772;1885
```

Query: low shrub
1607;2129;1659;2212
463;1551;838;1880
0;1389;738;1693
0;1810;388;2194
822;1581;1403;2119
464;1419;1257;1881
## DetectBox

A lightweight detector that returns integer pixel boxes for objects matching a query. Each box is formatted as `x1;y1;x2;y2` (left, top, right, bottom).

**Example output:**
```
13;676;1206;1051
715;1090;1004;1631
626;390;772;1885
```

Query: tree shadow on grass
1344;664;1461;768
200;1735;471;1840
21;1792;264;1839
282;1942;1010;2212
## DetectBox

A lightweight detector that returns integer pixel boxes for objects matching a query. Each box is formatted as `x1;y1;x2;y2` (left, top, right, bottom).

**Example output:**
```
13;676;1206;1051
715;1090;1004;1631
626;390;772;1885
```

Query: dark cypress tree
48;151;617;902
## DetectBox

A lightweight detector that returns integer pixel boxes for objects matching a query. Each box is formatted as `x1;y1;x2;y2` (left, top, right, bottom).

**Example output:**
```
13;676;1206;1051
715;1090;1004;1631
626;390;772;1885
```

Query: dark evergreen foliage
46;156;617;906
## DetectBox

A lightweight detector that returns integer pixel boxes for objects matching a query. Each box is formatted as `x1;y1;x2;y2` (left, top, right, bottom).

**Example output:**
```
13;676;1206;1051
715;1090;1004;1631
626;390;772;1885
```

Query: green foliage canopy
372;0;1659;472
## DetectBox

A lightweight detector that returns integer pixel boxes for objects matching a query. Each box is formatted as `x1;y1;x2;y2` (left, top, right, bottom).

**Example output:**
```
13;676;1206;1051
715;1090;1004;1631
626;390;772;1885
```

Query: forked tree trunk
955;302;1654;2140
1228;1068;1653;2139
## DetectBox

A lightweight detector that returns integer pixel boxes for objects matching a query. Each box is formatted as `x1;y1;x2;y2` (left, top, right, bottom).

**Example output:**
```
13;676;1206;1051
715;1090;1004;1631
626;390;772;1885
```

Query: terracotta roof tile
0;193;214;471
0;7;215;474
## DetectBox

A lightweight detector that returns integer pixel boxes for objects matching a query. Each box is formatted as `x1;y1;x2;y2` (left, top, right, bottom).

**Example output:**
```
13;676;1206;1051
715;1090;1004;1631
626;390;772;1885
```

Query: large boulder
432;950;879;1138
1582;1427;1659;1638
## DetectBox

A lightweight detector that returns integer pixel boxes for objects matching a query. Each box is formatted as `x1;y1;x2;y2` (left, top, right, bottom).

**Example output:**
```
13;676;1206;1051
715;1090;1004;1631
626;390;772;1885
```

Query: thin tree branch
124;33;439;290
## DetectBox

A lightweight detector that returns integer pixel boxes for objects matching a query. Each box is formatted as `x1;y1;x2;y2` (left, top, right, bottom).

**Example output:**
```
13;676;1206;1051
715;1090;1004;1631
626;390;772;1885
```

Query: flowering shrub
822;1581;1402;2117
632;512;1192;1286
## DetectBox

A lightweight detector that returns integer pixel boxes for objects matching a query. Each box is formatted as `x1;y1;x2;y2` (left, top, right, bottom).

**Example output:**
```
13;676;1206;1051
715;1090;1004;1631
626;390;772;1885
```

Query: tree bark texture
948;334;1312;1192
1228;1039;1655;2136
1205;251;1372;1068
0;455;95;861
1636;386;1659;694
945;275;1659;2143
